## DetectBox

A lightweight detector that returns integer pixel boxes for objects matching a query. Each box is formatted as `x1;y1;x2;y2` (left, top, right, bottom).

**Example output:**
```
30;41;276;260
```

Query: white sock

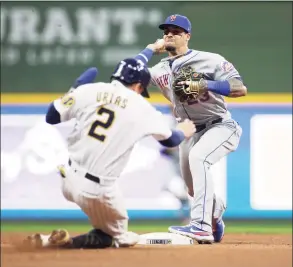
40;234;50;247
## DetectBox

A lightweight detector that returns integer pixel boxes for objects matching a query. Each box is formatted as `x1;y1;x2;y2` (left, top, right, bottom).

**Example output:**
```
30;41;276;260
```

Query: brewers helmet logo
170;15;177;21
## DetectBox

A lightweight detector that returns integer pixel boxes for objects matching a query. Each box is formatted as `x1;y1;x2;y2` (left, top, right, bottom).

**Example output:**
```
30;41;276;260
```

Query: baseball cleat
212;219;225;243
23;229;71;249
23;233;43;249
168;224;214;244
48;229;72;246
112;231;140;248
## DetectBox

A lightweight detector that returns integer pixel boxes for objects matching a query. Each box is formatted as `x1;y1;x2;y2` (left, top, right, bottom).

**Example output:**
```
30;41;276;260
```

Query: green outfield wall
1;2;292;93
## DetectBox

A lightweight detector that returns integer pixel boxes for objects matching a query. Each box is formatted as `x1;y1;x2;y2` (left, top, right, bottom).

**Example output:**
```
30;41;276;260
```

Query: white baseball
156;39;165;46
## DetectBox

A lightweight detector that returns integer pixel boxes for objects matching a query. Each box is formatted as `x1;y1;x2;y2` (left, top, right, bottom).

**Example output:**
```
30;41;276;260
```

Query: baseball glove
172;66;207;103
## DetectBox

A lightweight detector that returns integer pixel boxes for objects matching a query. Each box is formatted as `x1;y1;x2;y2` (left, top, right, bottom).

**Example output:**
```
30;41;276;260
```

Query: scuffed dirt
1;233;292;267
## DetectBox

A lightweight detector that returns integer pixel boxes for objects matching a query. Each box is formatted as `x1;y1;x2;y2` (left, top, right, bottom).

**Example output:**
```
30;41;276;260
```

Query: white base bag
138;232;194;245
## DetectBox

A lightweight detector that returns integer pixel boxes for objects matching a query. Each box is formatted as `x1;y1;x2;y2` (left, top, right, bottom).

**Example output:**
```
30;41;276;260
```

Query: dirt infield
1;233;292;267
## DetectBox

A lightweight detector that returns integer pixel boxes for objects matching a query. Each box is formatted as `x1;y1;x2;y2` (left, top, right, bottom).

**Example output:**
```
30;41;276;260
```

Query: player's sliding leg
23;229;114;249
59;163;139;248
67;229;113;249
70;182;139;248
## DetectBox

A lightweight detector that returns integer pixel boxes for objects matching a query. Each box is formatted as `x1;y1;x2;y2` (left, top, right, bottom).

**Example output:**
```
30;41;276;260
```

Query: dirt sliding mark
1;233;292;267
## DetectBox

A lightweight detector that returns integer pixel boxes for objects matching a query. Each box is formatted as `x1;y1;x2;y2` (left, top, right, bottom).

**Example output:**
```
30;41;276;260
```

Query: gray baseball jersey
149;49;243;237
149;49;241;124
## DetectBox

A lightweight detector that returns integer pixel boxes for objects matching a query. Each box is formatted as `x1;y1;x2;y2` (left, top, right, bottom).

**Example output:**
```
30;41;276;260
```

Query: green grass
1;220;292;234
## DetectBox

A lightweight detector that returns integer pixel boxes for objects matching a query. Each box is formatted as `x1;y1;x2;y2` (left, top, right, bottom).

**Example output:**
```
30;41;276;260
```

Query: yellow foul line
1;93;292;104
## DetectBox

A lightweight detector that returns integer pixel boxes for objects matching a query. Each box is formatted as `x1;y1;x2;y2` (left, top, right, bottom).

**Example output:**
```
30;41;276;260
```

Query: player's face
132;83;144;95
163;26;190;51
138;85;144;95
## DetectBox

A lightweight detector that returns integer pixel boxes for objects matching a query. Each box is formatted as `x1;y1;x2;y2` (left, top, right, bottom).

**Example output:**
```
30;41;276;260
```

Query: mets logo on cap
170;15;177;21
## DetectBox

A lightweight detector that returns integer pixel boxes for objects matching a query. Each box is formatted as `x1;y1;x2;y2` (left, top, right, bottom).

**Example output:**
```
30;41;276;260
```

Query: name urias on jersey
96;91;128;109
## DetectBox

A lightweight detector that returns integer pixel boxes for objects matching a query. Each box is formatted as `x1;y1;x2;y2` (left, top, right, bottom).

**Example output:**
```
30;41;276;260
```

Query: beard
165;45;176;52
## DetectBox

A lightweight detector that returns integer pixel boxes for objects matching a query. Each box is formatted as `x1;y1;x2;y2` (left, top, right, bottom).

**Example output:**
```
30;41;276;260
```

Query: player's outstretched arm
46;67;98;125
159;119;196;148
134;39;165;65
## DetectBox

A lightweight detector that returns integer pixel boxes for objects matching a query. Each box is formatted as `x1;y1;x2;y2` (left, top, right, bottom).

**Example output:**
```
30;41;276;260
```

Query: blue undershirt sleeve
45;102;61;125
134;48;154;65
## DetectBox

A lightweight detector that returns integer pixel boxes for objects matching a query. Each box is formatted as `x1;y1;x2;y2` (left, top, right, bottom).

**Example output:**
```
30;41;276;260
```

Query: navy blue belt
68;159;100;184
196;118;223;132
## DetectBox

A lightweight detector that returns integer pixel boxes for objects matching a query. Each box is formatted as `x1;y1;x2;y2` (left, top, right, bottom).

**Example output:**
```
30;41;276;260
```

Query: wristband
206;80;231;96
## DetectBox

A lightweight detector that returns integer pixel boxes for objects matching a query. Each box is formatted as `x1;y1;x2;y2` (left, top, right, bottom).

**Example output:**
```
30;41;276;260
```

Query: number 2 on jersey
88;107;115;142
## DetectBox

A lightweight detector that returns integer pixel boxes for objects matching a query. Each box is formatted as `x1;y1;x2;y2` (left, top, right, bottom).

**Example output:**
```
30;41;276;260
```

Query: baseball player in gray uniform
135;14;247;244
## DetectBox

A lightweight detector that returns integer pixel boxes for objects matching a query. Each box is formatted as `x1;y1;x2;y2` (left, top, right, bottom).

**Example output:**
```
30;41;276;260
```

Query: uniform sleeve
148;66;158;87
213;55;242;81
149;66;172;102
140;98;172;140
53;91;78;122
150;109;173;141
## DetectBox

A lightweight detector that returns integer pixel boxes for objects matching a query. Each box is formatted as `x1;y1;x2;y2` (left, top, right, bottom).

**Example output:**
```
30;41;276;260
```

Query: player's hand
177;80;206;88
176;119;196;138
147;39;166;54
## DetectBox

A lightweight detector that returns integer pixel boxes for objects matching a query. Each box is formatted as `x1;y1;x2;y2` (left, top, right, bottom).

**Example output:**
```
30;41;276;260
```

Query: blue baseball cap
159;14;192;33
